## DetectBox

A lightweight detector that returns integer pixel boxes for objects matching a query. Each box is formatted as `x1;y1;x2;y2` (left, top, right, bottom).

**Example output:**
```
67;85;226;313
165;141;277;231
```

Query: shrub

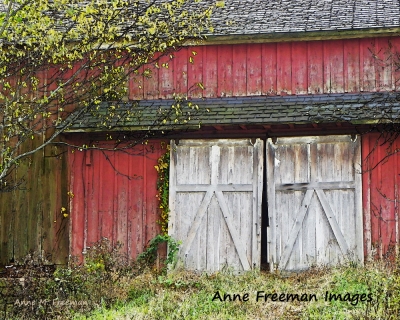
0;238;148;319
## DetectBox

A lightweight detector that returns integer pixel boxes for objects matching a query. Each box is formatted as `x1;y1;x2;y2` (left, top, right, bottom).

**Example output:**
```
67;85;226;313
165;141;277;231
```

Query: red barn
2;0;400;272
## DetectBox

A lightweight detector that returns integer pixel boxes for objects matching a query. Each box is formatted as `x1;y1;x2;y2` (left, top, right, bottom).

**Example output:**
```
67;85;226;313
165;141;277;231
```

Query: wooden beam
213;125;224;131
276;181;355;191
176;184;253;192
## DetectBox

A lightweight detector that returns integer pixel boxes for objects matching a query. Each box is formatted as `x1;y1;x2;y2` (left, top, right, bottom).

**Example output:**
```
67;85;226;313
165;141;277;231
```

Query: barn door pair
169;136;363;272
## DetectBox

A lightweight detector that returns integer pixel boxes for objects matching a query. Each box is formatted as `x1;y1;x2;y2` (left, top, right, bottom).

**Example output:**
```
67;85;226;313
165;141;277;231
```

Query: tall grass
75;261;400;320
1;241;400;319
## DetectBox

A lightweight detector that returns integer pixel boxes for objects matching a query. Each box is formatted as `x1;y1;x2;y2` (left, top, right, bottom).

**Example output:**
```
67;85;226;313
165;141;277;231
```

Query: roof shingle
208;0;400;36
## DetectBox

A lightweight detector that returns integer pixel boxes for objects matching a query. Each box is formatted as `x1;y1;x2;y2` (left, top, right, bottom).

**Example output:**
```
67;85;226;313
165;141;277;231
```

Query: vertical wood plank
158;53;174;99
141;146;148;255
343;39;360;93
203;46;218;98
217;45;233;97
232;44;247;96
98;151;114;245
174;48;188;96
375;37;392;91
129;147;144;258
292;42;308;94
360;38;376;92
70;148;86;260
143;53;160;99
277;42;292;95
308;41;324;94
0;170;15;264
187;46;203;98
368;134;382;257
353;136;364;262
266;139;276;270
324;40;344;93
86;150;100;247
253;139;263;268
378;135;396;257
57;149;69;264
113;154;121;248
145;145;163;248
128;65;144;100
247;44;262;96
362;134;372;258
126;150;133;258
44;153;54;260
168;140;177;240
262;43;277;95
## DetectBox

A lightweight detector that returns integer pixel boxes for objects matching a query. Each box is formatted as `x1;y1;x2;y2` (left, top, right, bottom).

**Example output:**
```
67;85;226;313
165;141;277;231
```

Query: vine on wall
155;143;170;235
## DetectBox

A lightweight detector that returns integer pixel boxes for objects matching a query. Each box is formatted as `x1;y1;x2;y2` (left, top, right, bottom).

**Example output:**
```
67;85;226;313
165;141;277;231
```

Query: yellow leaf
148;26;156;35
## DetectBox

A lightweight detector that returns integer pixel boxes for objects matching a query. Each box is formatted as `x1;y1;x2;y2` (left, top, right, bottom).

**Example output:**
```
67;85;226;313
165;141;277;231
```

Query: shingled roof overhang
66;92;400;133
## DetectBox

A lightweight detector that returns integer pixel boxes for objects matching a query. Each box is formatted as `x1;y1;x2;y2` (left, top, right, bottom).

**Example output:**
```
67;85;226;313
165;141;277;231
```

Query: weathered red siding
362;133;400;259
130;37;400;99
24;36;400;101
68;140;166;261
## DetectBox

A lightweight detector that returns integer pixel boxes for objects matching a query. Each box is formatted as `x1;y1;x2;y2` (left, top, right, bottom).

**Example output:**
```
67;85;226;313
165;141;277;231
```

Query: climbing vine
136;234;180;269
155;143;170;235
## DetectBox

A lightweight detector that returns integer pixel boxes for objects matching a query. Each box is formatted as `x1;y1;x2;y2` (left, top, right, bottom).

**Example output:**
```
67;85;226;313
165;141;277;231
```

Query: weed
137;234;181;271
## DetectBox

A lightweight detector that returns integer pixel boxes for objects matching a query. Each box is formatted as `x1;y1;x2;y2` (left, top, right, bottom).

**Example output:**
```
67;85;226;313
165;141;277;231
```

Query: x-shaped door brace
176;146;253;271
279;188;350;269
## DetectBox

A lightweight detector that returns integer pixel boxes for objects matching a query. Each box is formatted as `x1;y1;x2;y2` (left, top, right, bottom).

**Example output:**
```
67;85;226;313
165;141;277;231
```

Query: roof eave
188;27;400;45
65;119;397;133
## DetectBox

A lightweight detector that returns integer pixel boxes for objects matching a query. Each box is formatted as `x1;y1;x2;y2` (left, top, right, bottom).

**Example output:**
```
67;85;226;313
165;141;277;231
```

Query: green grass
71;261;400;320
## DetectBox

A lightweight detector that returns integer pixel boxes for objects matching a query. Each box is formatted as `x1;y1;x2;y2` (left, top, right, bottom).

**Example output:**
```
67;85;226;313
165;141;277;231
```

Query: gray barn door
267;135;363;271
169;139;263;272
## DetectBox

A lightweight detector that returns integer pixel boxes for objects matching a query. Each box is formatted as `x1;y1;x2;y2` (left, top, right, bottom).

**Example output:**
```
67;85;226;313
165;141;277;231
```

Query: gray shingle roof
67;92;400;132
208;0;400;36
3;1;398;39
